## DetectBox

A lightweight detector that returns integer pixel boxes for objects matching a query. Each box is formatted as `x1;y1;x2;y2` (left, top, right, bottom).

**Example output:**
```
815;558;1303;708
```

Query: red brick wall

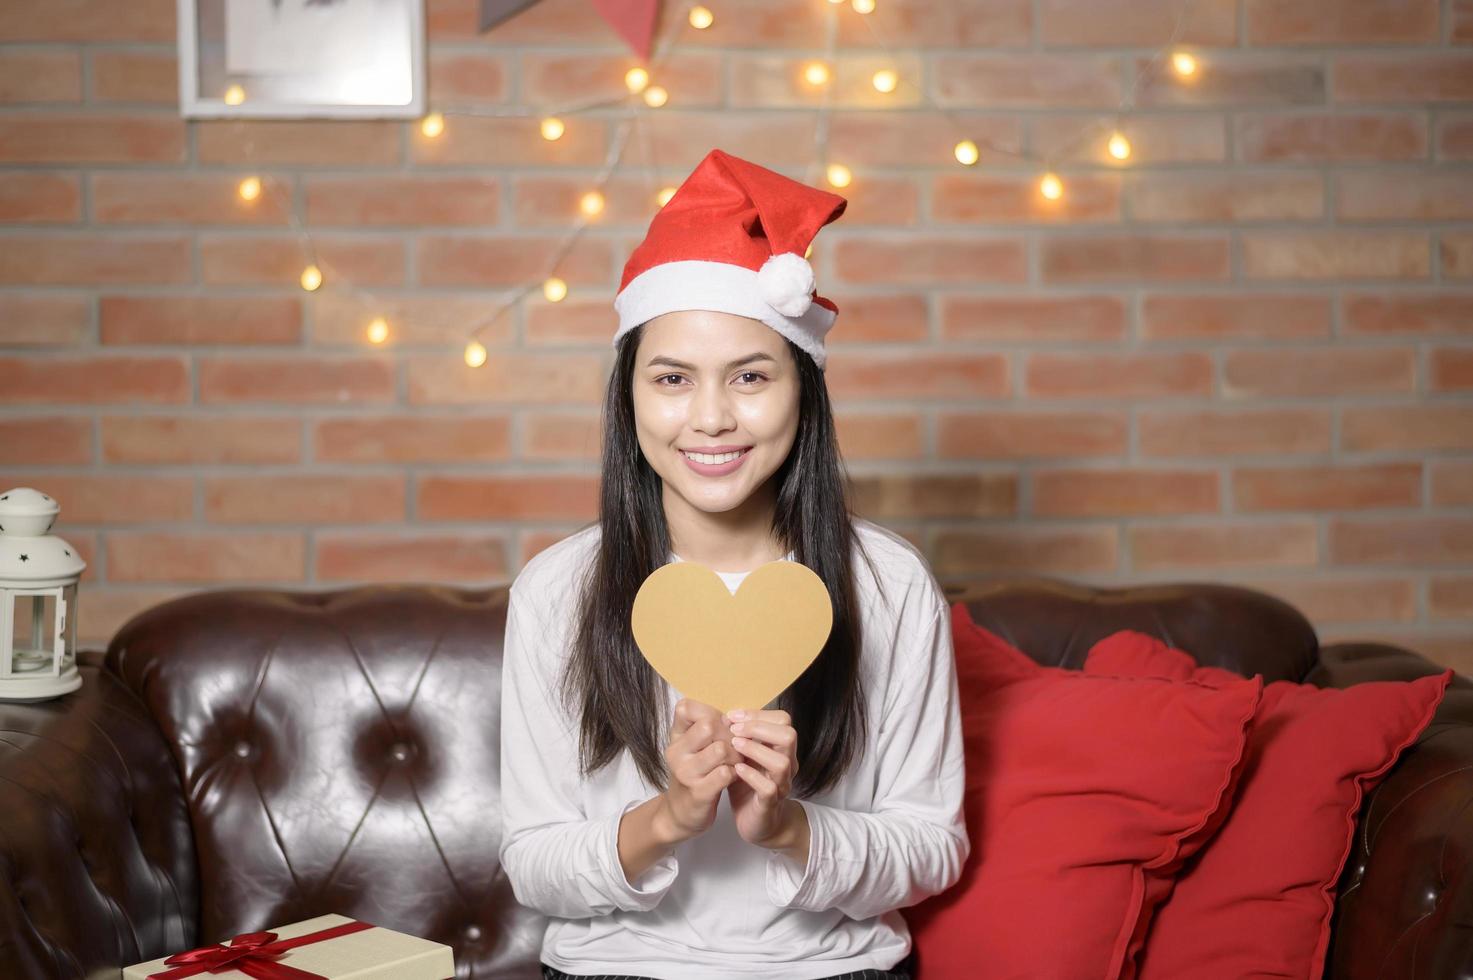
1;0;1471;671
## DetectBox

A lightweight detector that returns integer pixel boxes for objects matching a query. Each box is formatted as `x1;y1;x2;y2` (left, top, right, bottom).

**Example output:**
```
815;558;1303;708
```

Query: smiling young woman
497;149;965;980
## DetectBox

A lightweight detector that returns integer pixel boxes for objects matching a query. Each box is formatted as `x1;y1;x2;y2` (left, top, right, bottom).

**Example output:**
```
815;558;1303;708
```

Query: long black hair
555;322;879;798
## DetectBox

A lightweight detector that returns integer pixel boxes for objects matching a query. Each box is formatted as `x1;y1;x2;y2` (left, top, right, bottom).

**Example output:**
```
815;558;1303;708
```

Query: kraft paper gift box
122;912;455;980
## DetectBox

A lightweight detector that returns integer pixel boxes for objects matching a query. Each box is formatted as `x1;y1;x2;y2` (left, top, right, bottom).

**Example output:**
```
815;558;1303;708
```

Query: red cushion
1084;630;1454;980
902;605;1262;980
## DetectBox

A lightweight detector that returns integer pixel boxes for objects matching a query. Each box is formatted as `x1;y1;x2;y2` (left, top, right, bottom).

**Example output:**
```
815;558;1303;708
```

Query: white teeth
683;449;745;465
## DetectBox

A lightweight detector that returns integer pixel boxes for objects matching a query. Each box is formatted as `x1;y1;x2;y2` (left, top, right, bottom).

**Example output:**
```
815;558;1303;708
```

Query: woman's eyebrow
645;353;777;370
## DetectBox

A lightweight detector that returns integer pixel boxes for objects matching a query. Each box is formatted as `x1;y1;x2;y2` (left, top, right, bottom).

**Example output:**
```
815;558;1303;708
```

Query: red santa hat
613;148;849;370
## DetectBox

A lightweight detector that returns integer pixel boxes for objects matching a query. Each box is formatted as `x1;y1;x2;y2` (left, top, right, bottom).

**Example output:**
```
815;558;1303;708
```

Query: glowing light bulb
580;191;605;217
541;117;565;141
852;0;876;12
954;140;979;166
1107;131;1131;160
543;277;567;302
1040;172;1063;200
804;242;813;260
238;176;262;201
367;317;389;344
300;265;323;291
872;69;898;93
826;163;851;188
421;112;445;138
689;6;713;28
804;62;830;86
1172;51;1197;76
464;341;487;368
223;84;245;105
657;186;677;207
643;85;668;107
625;68;649;93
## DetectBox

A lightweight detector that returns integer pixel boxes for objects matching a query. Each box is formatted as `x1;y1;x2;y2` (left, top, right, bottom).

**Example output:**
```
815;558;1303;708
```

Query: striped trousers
539;947;917;979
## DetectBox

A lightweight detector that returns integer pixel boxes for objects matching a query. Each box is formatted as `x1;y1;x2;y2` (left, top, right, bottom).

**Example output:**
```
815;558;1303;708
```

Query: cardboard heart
631;559;834;715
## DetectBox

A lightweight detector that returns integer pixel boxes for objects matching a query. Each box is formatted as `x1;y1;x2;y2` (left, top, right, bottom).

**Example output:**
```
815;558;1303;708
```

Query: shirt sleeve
498;581;680;917
764;594;970;920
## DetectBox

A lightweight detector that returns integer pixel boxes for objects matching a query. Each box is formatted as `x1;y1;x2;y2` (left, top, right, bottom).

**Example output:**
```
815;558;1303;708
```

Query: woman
499;149;967;980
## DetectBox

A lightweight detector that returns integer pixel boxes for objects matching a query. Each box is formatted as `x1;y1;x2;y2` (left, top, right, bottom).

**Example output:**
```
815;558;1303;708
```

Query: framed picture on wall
177;0;426;119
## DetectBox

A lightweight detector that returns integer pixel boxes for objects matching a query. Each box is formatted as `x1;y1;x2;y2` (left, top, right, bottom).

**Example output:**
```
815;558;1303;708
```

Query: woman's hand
724;707;804;851
656;697;740;844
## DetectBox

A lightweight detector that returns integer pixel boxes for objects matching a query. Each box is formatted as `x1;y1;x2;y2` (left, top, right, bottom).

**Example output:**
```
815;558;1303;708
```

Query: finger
726;707;792;727
734;761;778;800
691;738;738;776
731;734;790;780
693;763;735;799
728;718;796;751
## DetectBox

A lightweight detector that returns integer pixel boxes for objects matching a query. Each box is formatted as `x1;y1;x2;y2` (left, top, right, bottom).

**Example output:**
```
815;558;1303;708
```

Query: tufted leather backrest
104;584;546;979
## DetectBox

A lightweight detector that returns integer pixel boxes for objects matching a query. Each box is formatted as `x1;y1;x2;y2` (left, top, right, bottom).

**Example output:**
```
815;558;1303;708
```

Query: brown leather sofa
1;579;1468;979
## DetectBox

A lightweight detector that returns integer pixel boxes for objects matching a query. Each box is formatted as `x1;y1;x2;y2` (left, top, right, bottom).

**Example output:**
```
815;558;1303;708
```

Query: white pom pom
757;252;816;317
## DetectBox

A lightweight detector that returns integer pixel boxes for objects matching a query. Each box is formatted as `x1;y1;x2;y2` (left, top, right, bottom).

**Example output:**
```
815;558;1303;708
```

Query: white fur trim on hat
613;259;835;369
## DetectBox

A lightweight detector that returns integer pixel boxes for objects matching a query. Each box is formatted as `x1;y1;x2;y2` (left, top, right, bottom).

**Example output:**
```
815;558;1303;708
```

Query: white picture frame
177;0;426;119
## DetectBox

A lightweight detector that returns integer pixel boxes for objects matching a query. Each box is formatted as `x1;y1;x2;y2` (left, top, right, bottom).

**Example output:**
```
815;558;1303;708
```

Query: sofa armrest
0;649;199;979
1309;642;1473;980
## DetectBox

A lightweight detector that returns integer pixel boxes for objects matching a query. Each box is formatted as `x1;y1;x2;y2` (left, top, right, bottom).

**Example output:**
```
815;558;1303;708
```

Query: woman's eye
736;372;767;384
655;374;684;386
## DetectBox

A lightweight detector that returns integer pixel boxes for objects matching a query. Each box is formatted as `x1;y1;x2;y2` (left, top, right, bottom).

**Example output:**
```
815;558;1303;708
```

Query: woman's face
631;310;801;516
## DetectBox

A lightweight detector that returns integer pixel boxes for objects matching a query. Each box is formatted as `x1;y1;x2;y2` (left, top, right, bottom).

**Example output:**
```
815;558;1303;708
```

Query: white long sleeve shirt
497;517;968;979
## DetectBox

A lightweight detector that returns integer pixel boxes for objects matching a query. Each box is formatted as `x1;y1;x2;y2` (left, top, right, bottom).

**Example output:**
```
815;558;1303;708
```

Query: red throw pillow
902;605;1262;980
1084;629;1454;980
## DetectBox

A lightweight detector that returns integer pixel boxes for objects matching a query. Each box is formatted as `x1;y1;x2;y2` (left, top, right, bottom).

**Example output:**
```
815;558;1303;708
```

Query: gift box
122;913;456;980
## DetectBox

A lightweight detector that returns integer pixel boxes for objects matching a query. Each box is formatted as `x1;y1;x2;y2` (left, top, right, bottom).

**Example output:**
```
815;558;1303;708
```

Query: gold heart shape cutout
631;559;834;716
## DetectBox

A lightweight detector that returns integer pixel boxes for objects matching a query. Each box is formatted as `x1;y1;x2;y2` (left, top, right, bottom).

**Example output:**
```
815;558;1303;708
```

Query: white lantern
0;487;84;701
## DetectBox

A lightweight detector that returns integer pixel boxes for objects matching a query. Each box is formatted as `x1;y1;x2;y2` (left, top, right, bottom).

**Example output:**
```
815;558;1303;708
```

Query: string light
826;163;851;188
366;317;389;344
420;112;445;137
1039;172;1063;201
872;69;898;93
1107;131;1132;160
657;186;677;207
223;84;245;106
1172;51;1198;76
803;62;830;86
689;6;714;29
543;277;568;302
464;340;488;368
953;140;979;166
300;265;323;291
580;191;605;217
540;116;565;140
642;85;669;107
851;0;875;12
625;67;650;93
237;176;261;201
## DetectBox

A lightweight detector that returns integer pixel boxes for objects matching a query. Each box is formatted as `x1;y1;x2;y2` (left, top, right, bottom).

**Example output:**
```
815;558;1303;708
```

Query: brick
1042;234;1230;283
826;352;1010;401
941;294;1126;344
0;49;81;102
1242;230;1429;279
1139;408;1332;457
1430;576;1473;619
1130;172;1324;222
1334;54;1473;103
307;175;500;227
823;294;928;344
0;114;185;163
1034;114;1227;165
1026;351;1213;399
835;237;1026;285
1331;517;1473;564
933;54;1122;108
1444;233;1473;278
1430;347;1473;391
314;415;513;463
620;113;829;171
406;351;608;405
1141;293;1330;341
522;412;600;460
1432;460;1473;506
938;410;1128;459
0;0;175;41
1343;293;1473;335
1242;576;1417;624
418;474;599;521
934;525;1119;575
101;416;302;464
1236;111;1427;162
204;475;406;524
411;114;608;167
524;297;621;347
0;417;91;464
0;355;187;404
1138;54;1325;106
311;292;515;347
0;473;192;522
1223;347;1415;398
0;234;191;284
0;293;89;345
1040;0;1236;45
1233;463;1421;511
1337;172;1473;221
416;235;611;286
93;173;291;225
315;531;510;584
0;173;81;222
530;51;721;107
1031;468;1220;517
1246;0;1438;43
1439;113;1473;160
829;0;1032;48
1341;404;1473;452
1130;521;1318;570
197;120;401;166
89;50;177;104
106;531;305;582
76;588;190;647
513;174;675;230
431;0;696;43
427;50;509;105
1457;0;1473;42
827;176;920;227
519;528;584;567
834;413;925;459
200;235;404;286
850;473;1018;519
198;357;395;405
932;173;1120;224
829;112;1023;168
100;295;301;345
731;52;922;110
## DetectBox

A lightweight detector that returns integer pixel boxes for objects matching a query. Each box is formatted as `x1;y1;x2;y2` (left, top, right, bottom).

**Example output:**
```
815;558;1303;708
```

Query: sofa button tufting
464;925;482;941
233;740;251;758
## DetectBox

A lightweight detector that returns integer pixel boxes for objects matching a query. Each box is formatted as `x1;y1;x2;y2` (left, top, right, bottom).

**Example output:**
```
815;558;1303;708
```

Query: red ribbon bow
149;919;375;980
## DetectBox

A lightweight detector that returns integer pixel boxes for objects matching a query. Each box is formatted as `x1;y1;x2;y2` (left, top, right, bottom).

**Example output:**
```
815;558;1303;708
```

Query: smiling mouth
679;448;751;464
